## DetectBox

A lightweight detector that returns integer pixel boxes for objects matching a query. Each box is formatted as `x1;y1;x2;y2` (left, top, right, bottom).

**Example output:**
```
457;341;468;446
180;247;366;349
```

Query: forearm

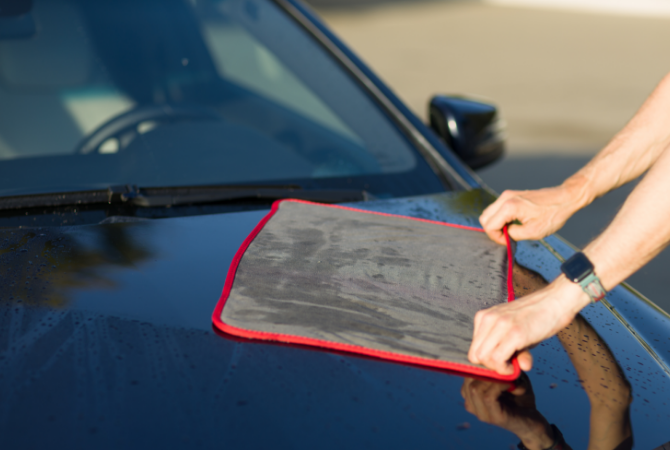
562;72;670;208
553;139;670;319
583;142;670;292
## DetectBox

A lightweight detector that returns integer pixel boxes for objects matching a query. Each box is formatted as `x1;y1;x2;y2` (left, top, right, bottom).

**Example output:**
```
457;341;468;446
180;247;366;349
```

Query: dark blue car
0;0;669;448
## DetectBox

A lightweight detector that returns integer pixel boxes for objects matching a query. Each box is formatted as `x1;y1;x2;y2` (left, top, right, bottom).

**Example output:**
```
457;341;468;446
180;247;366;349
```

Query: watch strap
579;272;607;303
560;252;607;303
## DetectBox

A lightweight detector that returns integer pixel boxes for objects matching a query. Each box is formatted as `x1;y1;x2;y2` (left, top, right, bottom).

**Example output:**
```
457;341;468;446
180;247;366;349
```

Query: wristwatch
560;252;607;303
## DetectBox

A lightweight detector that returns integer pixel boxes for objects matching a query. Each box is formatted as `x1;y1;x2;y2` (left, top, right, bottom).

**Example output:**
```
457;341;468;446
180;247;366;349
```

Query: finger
471;307;491;345
481;202;522;245
484;334;527;375
479;212;507;246
509;384;527;396
469;308;498;364
480;190;517;221
479;195;508;227
506;222;527;242
461;378;474;399
469;309;509;367
517;350;534;372
468;381;491;422
480;191;520;225
507;220;544;242
483;227;507;246
480;382;508;422
508;371;529;395
462;379;476;414
479;209;505;245
482;380;509;403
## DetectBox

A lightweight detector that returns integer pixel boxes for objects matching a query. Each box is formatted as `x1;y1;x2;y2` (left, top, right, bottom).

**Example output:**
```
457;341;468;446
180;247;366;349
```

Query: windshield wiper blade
0;184;371;211
110;184;372;207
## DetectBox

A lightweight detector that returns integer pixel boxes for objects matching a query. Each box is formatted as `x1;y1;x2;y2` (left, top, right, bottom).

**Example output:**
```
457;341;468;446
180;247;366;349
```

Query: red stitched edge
211;199;520;381
504;224;515;303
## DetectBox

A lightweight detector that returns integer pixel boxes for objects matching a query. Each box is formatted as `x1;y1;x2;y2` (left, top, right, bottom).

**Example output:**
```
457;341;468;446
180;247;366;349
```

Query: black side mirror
428;95;505;170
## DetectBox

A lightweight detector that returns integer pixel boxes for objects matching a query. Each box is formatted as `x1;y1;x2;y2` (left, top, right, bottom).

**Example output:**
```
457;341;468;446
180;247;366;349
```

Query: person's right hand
479;186;584;245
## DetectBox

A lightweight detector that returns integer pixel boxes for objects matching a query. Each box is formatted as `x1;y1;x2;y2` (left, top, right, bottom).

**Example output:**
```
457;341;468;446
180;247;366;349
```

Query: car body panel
1;190;669;449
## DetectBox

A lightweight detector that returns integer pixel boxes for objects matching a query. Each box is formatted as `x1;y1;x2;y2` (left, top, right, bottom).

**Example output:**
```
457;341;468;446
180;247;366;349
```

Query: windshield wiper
108;185;373;207
0;184;373;211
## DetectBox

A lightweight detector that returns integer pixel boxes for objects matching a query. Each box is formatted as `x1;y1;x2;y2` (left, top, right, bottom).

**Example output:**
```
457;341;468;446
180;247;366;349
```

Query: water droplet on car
456;422;470;431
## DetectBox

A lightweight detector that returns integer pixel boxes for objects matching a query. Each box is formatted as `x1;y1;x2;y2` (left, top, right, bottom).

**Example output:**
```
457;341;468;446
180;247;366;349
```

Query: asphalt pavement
307;0;670;313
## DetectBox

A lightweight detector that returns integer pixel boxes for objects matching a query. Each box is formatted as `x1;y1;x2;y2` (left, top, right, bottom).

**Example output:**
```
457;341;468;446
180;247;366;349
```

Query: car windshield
0;0;445;200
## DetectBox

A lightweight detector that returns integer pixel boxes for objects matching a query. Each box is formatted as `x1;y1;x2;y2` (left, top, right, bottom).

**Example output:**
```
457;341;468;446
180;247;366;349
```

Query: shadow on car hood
0;190;669;449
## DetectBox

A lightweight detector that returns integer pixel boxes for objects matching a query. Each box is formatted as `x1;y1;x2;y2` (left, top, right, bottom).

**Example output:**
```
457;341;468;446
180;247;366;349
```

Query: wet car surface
1;0;670;448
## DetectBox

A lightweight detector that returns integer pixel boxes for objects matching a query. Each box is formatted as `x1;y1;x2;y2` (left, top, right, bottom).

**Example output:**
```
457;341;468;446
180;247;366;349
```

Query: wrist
561;173;594;212
551;276;593;315
581;246;616;292
518;421;555;450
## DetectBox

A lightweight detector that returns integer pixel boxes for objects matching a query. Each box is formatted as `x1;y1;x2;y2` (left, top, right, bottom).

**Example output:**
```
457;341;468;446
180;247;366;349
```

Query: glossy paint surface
1;191;669;449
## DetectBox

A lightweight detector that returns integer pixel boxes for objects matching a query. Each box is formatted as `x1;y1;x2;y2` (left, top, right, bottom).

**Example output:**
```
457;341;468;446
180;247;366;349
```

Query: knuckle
496;315;514;328
464;402;475;414
507;325;524;341
499;201;517;217
468;383;482;396
475;350;488;365
482;316;499;329
506;196;523;208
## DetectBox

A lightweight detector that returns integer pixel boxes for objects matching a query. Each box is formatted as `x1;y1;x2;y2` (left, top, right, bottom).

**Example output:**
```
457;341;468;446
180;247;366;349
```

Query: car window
201;21;362;146
0;0;445;200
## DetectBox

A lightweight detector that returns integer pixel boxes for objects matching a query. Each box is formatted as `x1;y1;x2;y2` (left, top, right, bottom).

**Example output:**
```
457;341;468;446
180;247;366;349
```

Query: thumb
517;350;533;372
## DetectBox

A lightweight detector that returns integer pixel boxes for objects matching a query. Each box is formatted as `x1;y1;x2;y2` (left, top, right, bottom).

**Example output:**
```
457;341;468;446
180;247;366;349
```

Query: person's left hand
468;276;590;375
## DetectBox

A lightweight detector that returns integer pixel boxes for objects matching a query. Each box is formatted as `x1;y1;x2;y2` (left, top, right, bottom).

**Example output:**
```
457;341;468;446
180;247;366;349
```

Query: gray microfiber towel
213;200;519;380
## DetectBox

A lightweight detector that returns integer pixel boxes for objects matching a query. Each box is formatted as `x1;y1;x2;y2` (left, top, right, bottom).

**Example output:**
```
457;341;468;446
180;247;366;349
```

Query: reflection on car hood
0;190;669;449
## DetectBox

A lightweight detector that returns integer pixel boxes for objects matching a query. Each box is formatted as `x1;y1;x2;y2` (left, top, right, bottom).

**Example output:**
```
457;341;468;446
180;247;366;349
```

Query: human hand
480;186;584;245
468;276;590;375
461;375;555;450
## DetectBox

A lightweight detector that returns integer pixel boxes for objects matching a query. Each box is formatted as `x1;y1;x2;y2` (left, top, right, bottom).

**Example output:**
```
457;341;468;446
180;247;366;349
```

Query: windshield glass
0;0;444;199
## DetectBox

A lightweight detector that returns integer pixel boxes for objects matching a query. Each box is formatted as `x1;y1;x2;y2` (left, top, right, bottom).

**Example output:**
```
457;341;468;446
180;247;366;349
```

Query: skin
469;71;670;375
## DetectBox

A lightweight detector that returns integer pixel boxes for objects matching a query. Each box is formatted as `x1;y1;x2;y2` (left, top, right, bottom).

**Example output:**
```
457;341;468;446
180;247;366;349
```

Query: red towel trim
212;199;520;381
504;224;515;303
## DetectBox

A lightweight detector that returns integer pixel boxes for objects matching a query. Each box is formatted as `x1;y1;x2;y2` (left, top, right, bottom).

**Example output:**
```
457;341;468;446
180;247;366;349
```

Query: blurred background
305;0;670;312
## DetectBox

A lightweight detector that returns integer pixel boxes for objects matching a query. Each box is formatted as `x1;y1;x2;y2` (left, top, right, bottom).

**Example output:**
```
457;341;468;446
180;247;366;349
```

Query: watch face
561;252;594;282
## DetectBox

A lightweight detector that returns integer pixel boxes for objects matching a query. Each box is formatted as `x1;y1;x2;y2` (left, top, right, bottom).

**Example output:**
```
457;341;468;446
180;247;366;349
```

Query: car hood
1;190;669;449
